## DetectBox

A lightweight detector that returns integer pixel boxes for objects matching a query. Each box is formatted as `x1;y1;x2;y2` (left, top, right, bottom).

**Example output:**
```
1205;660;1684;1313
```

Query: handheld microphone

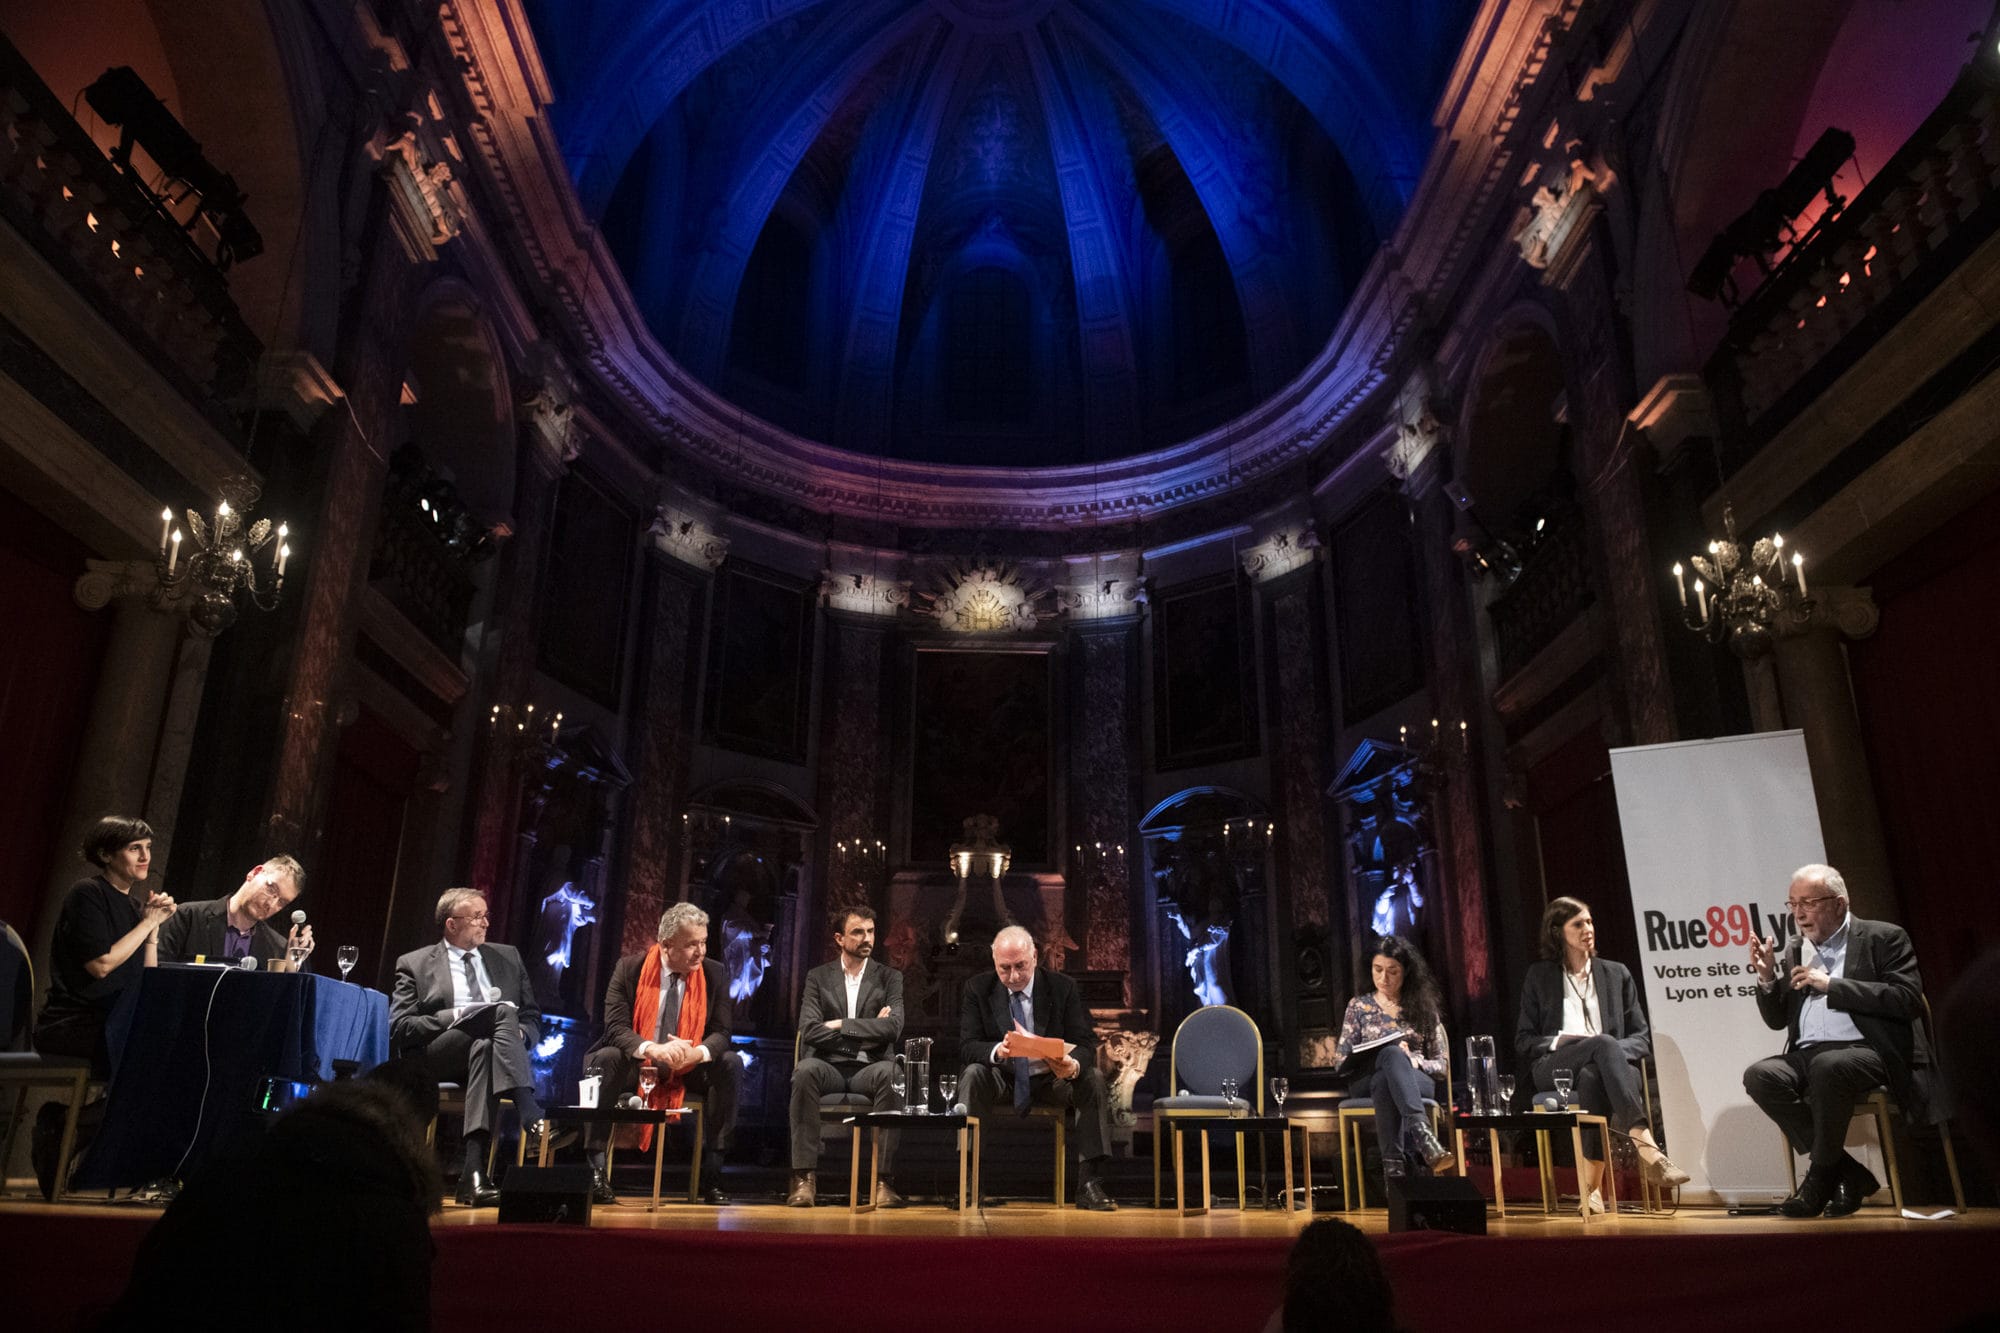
291;909;307;927
238;956;259;970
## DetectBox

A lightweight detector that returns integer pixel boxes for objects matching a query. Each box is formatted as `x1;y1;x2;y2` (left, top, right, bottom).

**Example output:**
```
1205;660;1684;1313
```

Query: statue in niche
719;887;774;1005
1371;861;1426;939
1155;843;1238;1008
537;881;596;985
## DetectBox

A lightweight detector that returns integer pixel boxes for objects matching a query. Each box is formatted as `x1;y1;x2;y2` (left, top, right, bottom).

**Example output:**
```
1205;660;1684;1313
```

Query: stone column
1770;588;1897;920
465;355;576;927
617;551;708;955
34;564;190;968
820;615;892;935
1071;620;1139;1000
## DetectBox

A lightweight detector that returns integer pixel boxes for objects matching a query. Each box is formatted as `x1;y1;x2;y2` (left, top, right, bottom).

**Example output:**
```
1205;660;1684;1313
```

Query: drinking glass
636;1063;658;1105
288;941;310;973
336;945;359;981
1269;1077;1289;1114
1552;1070;1574;1108
1220;1078;1239;1107
891;1065;907;1111
939;1073;958;1110
1496;1075;1516;1111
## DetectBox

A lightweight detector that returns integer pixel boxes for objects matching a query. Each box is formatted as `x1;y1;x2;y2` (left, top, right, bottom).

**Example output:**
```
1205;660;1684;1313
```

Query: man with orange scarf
581;902;740;1204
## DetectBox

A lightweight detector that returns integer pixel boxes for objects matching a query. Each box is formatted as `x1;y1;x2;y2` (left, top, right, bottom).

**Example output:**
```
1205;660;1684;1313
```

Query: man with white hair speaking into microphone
1742;863;1932;1218
157;855;313;968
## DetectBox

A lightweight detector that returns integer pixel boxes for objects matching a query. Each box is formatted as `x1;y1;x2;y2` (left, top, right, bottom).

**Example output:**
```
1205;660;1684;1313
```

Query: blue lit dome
529;1;1474;466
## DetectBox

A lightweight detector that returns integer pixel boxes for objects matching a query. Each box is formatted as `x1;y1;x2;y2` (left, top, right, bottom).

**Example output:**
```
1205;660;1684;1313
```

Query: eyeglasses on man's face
453;913;490;925
1785;895;1838;913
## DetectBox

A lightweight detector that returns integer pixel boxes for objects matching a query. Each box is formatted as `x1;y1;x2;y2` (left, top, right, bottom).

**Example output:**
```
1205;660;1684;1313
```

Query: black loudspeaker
498;1164;593;1225
1387;1176;1486;1235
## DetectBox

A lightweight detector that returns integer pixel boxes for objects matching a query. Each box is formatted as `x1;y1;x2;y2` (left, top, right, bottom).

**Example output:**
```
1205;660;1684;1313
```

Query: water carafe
1465;1034;1499;1115
904;1037;932;1114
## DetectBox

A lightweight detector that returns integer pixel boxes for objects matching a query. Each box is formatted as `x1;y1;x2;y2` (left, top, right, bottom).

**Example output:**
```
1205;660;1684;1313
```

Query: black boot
455;1168;500;1207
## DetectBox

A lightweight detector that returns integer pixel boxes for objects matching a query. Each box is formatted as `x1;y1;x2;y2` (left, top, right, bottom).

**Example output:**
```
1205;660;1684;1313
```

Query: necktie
657;973;682;1043
461;949;481;1003
1009;989;1033;1115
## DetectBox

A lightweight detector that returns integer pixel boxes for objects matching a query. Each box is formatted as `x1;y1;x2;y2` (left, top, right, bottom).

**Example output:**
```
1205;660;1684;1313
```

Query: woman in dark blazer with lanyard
1516;896;1690;1211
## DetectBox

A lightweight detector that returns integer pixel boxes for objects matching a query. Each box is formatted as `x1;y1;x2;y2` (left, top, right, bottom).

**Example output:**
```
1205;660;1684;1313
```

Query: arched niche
682;779;818;1038
1137;786;1274;1031
400;289;516;521
0;0;320;350
1455;317;1573;536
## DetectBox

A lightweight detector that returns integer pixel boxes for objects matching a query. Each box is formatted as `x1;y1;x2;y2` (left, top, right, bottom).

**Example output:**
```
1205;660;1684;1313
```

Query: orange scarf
632;945;707;1148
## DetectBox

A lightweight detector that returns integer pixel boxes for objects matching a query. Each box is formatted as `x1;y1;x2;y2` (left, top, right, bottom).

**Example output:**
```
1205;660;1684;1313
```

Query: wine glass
1551;1070;1574;1108
939;1073;958;1110
1269;1076;1289;1115
636;1063;658;1106
891;1064;907;1111
1496;1074;1516;1112
1220;1077;1239;1108
336;945;358;981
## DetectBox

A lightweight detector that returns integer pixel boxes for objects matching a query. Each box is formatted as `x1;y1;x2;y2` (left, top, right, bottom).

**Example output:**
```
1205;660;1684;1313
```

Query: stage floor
5;1195;1996;1332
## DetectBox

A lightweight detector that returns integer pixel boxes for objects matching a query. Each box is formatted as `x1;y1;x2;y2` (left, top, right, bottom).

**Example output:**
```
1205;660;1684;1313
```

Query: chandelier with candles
1670;505;1810;658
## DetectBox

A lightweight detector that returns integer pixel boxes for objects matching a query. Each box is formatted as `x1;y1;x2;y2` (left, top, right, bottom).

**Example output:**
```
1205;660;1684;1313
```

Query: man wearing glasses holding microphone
1743;863;1931;1218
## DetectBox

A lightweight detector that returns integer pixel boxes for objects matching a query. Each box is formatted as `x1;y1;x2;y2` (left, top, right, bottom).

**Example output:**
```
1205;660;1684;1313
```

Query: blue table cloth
74;964;390;1189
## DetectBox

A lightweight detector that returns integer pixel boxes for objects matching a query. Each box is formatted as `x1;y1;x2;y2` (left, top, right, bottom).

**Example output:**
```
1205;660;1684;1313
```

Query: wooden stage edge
3;1195;1989;1240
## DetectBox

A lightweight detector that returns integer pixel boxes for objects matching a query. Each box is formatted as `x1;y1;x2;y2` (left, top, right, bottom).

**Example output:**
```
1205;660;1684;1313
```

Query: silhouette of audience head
1271;1218;1399;1333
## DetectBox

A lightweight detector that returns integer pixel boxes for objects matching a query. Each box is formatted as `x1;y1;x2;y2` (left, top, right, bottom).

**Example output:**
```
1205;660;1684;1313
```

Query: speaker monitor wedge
497;1164;594;1225
1386;1175;1486;1235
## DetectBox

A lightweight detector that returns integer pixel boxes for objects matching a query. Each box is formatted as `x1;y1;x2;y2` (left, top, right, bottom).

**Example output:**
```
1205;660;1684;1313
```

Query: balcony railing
1488;517;1594;682
0;35;259;403
1707;61;2000;444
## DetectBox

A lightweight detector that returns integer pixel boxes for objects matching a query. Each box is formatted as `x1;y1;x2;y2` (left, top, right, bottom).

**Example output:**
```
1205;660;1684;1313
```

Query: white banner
1609;730;1825;1204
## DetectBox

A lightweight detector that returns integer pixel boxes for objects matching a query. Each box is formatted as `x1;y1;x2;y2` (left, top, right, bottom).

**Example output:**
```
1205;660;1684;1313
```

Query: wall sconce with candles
153;476;293;636
1070;839;1127;884
488;701;564;750
1671;504;1811;658
1397;718;1470;775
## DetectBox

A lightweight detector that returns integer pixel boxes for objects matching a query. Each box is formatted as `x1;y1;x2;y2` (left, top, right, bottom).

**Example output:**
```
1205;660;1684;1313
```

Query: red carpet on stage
6;1210;1996;1331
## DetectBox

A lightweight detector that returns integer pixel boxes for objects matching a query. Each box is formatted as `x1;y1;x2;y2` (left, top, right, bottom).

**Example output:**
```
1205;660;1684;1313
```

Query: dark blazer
589;953;733;1064
960;966;1096;1067
1515;957;1651;1068
1753;914;1929;1110
388;941;541;1054
797;958;903;1064
157;896;287;966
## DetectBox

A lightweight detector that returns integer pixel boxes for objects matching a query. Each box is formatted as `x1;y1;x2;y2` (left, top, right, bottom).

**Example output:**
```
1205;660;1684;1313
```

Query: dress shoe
455;1168;501;1208
786;1172;816;1208
1778;1169;1833;1218
1076;1178;1118;1212
1824;1161;1880;1218
1410;1124;1454;1174
589;1165;616;1206
873;1179;908;1209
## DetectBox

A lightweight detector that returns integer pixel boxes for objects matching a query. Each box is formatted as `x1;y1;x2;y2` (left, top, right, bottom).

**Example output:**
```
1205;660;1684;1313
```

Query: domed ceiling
527;0;1476;468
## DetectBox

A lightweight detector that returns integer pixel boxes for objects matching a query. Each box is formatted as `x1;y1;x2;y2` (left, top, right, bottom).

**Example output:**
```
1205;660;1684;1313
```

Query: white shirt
1796;917;1864;1045
1561;963;1601;1036
842;961;865;1019
447;944;492;1008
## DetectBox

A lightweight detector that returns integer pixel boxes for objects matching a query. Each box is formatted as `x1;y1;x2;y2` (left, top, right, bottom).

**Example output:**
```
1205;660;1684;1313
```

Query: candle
167;530;181;576
490;705;500;730
277;543;290;578
1399;724;1408;746
1672;562;1686;607
159;507;172;555
1694;579;1708;623
1793;552;1807;596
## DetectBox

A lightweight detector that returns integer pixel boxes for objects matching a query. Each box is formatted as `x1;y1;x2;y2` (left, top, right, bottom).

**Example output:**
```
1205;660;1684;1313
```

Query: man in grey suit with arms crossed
788;904;905;1207
1743;863;1931;1218
390;887;544;1207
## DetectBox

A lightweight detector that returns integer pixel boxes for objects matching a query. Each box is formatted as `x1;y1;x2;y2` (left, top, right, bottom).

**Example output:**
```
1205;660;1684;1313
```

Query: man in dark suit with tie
583;901;740;1204
787;905;905;1207
389;887;544;1207
1743;863;1931;1218
957;924;1115;1211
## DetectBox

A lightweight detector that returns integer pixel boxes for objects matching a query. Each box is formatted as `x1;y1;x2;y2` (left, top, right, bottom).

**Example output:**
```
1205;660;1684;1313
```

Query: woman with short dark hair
34;815;177;1075
1515;895;1688;1212
1333;934;1454;1178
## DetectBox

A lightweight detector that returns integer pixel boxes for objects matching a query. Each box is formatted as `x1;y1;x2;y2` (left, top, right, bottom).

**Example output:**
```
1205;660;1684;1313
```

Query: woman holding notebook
1332;934;1454;1179
1515;895;1690;1212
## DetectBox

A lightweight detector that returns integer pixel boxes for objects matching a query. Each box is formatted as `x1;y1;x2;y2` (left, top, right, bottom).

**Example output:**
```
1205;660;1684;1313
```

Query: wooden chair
1781;998;1967;1212
1338;1041;1453;1210
0;924;99;1201
1151;1005;1263;1210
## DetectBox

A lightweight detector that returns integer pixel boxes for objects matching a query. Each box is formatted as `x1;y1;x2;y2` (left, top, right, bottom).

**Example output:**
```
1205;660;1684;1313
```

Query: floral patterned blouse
1333;992;1448;1079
